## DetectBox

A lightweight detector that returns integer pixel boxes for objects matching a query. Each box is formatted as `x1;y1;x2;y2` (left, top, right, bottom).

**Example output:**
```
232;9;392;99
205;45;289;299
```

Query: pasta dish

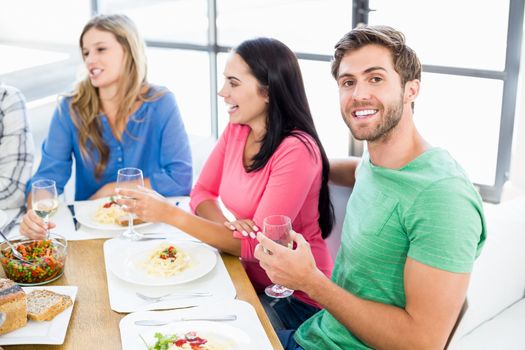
93;198;126;225
141;244;190;277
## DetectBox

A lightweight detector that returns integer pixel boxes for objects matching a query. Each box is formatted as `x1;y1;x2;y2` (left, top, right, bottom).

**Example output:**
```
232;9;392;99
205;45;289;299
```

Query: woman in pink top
118;37;334;330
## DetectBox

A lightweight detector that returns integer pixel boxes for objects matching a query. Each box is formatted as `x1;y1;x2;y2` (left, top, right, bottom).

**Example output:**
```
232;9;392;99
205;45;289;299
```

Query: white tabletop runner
104;238;237;313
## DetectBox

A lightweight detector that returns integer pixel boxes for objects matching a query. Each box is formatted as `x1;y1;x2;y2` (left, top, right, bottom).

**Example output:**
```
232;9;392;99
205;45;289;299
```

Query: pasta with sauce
93;199;126;225
141;244;190;277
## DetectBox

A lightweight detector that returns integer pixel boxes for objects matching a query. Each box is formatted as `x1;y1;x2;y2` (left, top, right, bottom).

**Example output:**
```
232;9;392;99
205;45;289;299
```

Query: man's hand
254;230;326;293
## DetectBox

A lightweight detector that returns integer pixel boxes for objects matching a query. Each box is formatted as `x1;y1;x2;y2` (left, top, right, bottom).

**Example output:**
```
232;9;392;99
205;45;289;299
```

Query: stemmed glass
31;179;59;238
116;167;144;241
263;215;294;298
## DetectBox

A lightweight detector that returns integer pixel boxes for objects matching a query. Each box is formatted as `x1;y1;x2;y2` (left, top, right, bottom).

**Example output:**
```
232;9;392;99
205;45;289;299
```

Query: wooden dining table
4;239;283;350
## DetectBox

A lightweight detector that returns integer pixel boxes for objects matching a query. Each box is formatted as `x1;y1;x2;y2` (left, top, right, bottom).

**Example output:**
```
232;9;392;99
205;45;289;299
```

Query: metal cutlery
0;229;36;266
120;235;167;242
136;291;212;303
134;314;237;326
67;204;80;231
138;235;202;244
135;236;167;241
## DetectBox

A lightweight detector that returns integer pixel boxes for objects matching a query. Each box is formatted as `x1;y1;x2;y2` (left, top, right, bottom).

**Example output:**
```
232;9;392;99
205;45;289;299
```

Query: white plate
0;285;77;345
0;209;7;228
108;240;217;286
140;321;250;350
74;197;152;231
119;300;272;350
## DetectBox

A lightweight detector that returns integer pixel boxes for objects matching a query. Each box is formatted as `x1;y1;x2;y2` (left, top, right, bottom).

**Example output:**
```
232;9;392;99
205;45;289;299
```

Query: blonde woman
21;14;192;239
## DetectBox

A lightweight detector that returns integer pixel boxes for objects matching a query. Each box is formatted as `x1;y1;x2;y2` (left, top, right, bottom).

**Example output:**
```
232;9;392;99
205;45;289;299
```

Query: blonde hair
68;14;161;178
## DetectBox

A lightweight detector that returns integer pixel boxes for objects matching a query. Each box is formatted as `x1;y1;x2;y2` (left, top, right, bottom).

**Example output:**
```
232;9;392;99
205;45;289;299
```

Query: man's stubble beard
343;92;404;142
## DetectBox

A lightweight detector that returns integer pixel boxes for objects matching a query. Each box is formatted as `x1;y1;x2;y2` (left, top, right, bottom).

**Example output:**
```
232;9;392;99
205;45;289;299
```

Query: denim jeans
277;330;304;350
258;294;320;331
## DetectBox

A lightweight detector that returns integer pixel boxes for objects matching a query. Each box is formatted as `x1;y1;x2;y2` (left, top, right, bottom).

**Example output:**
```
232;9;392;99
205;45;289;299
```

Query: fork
0;229;37;266
136;291;212;303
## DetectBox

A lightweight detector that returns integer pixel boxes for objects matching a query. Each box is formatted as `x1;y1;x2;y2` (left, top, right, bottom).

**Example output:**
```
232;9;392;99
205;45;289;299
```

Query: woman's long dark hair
235;37;334;238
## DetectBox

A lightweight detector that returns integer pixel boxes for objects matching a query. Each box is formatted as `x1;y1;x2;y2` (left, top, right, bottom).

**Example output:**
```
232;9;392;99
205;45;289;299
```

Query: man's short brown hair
331;25;422;87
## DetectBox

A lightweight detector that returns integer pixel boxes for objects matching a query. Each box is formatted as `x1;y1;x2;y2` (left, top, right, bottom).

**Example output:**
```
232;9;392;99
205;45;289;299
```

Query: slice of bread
27;290;73;322
0;278;27;334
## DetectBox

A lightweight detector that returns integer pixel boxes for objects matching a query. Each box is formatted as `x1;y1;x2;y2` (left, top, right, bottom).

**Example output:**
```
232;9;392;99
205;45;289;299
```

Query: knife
67;204;80;231
0;205;26;237
136;236;167;241
134;314;237;326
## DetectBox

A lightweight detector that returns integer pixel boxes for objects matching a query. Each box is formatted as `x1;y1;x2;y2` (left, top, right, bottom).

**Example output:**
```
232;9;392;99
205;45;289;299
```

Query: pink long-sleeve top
190;123;333;307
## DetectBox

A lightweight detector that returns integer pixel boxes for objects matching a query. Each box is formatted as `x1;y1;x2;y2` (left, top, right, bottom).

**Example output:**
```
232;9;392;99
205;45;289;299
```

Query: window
416;73;503;185
147;48;211;136
362;0;524;202
369;0;509;71
100;0;208;44
1;0;522;202
0;0;88;100
217;0;351;55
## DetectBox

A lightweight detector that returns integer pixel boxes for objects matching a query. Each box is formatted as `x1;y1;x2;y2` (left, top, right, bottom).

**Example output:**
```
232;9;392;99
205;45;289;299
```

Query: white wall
0;0;90;46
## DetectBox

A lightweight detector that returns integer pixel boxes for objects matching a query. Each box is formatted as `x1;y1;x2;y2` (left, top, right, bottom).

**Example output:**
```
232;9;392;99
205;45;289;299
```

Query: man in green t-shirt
254;25;486;350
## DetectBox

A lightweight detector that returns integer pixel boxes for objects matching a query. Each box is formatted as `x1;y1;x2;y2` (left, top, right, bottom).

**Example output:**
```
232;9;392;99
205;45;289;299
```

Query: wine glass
31;179;59;238
263;215;294;298
116;167;144;240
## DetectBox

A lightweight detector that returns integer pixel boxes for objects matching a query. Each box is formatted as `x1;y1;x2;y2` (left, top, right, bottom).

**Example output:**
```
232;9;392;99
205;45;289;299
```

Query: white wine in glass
263;215;294;298
116;167;144;240
31;179;58;238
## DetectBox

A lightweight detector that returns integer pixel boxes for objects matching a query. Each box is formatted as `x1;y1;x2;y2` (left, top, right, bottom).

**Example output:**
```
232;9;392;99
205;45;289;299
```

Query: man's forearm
329;157;360;187
304;274;445;350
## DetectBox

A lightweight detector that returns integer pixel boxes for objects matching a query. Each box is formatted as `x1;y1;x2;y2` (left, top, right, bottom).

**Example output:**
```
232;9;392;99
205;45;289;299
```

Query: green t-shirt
295;148;486;349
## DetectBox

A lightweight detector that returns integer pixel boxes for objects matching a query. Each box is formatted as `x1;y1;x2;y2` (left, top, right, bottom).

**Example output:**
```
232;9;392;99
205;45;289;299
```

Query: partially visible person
0;84;34;210
118;37;334;330
255;25;486;349
20;14;192;239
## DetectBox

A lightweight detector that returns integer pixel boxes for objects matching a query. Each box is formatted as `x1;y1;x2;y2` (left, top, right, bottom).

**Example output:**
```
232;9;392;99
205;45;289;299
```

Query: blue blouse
28;86;193;200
